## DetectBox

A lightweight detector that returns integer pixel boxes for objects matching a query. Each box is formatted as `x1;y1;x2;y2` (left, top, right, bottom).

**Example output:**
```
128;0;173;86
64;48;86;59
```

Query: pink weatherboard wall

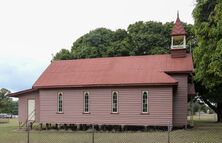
38;86;173;126
172;74;188;126
18;91;40;123
17;76;190;127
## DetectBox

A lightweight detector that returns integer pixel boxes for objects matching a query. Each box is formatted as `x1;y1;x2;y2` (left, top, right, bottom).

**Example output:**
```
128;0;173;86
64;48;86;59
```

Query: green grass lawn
0;116;222;143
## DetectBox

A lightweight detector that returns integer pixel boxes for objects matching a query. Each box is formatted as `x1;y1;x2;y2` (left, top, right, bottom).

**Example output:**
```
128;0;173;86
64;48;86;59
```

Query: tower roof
171;12;187;36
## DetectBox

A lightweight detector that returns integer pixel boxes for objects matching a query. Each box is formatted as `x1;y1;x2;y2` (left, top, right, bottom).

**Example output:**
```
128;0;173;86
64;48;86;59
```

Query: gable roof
171;16;187;36
33;54;193;88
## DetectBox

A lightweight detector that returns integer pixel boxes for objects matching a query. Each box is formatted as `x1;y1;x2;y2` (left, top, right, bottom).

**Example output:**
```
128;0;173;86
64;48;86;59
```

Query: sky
0;0;196;92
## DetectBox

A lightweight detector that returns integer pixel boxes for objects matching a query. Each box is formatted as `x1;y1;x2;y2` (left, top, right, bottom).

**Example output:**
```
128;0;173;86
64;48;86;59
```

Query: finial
177;10;179;18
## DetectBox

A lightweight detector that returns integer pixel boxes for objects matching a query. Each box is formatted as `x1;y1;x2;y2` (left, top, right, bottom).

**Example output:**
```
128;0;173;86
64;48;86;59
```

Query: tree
71;28;115;59
0;88;11;111
53;21;194;60
0;88;18;115
193;0;222;122
53;49;73;60
127;21;170;55
107;29;133;56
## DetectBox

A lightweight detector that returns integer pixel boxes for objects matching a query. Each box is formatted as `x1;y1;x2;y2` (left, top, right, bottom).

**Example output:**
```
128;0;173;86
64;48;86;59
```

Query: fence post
27;123;30;143
167;121;172;143
190;96;194;126
92;124;95;143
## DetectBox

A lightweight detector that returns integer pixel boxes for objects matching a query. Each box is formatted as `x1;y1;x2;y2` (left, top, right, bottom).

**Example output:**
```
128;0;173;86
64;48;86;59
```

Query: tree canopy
54;49;73;60
193;0;222;122
53;21;194;60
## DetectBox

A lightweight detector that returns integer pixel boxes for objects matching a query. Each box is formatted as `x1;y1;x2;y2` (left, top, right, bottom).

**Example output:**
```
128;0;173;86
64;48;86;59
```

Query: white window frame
57;92;63;113
142;91;149;113
83;91;90;113
112;91;118;113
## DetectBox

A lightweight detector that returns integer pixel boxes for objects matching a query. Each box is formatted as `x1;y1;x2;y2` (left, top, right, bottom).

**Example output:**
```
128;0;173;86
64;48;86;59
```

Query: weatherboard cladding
172;74;188;126
38;87;173;126
18;91;40;123
170;48;187;58
188;83;195;96
33;54;193;88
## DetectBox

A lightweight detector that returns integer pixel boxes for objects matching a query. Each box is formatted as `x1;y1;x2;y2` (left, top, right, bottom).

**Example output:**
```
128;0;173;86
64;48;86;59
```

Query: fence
19;115;222;143
26;123;172;143
20;118;222;143
1;114;222;143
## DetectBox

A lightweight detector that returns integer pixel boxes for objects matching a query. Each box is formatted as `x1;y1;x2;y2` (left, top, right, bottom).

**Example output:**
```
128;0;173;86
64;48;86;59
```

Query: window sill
56;112;64;114
140;112;149;115
111;112;119;114
83;112;91;114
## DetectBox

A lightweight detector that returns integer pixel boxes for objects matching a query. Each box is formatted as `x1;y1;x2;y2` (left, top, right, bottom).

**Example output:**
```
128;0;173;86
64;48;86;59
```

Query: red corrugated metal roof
171;16;186;36
33;54;193;88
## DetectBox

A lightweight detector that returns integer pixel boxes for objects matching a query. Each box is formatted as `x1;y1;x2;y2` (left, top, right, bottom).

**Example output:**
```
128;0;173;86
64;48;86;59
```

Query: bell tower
170;12;187;58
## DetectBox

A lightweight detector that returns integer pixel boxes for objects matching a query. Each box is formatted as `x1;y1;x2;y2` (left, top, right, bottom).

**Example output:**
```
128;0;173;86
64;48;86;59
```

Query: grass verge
0;116;222;143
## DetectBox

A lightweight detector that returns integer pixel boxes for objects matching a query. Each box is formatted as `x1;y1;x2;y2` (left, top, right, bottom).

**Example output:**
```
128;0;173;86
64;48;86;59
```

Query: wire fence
1;114;222;143
27;123;171;143
19;117;222;143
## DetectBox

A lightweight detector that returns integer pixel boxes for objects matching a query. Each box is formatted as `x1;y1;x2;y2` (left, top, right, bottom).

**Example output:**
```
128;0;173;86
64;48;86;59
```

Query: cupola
170;12;187;58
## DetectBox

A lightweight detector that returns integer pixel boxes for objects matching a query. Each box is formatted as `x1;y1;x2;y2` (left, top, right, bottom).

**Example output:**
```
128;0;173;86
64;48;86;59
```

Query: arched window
57;92;63;113
142;91;148;113
84;91;89;113
112;91;118;113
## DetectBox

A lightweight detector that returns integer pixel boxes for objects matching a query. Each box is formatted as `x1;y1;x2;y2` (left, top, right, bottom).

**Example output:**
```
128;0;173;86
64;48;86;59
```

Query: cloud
0;58;49;92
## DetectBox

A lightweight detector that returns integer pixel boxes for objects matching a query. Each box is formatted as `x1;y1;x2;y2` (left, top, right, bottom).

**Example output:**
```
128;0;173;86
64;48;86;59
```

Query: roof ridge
52;54;173;62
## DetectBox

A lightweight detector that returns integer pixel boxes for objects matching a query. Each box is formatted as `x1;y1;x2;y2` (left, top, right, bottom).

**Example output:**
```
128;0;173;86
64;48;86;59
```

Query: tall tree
193;0;222;122
53;21;194;60
107;29;133;56
71;28;115;59
127;21;170;55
